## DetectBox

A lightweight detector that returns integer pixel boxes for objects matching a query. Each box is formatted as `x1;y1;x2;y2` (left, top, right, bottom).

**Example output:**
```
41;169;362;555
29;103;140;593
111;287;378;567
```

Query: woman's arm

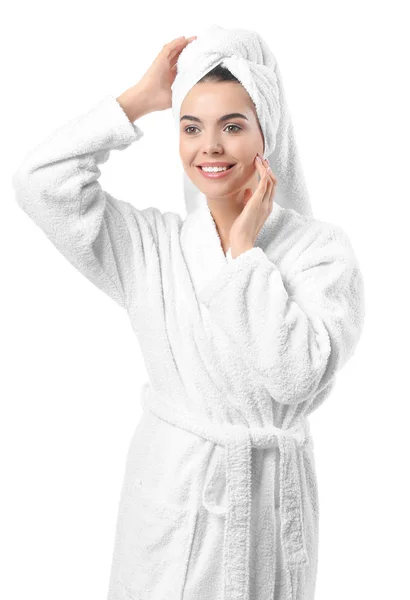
12;90;156;311
198;223;365;405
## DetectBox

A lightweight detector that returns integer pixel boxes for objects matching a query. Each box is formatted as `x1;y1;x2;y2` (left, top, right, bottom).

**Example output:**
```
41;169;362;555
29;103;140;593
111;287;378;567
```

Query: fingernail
256;155;262;163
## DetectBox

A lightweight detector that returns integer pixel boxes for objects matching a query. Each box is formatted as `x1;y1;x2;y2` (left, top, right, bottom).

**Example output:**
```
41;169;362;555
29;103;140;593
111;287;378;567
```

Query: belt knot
141;383;311;600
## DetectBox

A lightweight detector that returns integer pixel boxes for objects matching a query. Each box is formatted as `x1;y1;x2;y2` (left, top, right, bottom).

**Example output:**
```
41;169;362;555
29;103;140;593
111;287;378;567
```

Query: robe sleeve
11;94;153;311
198;224;365;405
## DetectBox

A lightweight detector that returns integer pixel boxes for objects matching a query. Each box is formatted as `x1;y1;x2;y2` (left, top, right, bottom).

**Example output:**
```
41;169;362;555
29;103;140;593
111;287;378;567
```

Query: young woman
13;34;365;600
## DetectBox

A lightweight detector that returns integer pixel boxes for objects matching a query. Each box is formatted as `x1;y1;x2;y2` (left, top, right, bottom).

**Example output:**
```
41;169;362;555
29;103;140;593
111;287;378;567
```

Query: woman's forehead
180;83;256;120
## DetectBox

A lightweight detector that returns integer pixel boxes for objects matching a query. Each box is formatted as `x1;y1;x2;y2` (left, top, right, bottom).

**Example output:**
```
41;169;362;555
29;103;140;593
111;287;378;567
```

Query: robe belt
141;382;311;600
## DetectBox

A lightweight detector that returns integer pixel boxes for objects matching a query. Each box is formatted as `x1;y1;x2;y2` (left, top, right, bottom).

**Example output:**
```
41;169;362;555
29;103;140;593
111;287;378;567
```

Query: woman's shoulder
110;198;183;240
261;202;357;266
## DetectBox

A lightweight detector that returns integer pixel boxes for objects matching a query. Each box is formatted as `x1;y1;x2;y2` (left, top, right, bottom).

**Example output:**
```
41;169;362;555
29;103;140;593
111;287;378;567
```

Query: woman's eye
225;124;241;133
184;124;241;134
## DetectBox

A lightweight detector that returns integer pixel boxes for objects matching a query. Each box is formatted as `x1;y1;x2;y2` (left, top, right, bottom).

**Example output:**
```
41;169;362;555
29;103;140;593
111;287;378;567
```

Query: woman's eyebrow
180;113;249;124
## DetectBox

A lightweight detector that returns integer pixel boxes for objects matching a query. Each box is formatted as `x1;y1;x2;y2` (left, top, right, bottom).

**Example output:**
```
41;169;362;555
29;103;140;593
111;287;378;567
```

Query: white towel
171;24;313;218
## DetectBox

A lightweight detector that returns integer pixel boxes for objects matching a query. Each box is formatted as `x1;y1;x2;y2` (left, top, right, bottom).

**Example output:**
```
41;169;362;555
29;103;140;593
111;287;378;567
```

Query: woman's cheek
238;162;257;182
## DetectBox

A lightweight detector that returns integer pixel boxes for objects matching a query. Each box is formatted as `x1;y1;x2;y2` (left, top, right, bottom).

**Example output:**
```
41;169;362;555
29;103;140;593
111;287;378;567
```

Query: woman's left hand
229;154;277;258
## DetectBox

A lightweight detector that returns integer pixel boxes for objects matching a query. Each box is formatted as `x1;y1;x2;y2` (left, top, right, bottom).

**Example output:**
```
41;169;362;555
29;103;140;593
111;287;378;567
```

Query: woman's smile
195;164;237;179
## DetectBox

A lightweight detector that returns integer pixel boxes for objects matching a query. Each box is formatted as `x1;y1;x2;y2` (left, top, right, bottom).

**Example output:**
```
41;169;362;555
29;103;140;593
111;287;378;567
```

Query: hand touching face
229;153;277;256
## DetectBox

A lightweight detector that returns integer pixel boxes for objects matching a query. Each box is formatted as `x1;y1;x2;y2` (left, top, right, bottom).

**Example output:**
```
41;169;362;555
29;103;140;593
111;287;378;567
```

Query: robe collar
180;199;282;296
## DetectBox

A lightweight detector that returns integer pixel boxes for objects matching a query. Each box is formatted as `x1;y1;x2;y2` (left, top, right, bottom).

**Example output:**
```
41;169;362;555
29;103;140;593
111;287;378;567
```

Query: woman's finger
256;159;273;205
267;176;277;204
254;157;277;206
170;39;194;66
255;157;270;189
255;167;270;206
259;157;277;204
262;173;273;204
169;38;196;67
261;157;277;186
166;36;196;61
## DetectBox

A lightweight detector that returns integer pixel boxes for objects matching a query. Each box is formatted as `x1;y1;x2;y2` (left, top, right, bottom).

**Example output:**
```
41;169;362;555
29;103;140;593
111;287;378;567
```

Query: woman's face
179;81;264;202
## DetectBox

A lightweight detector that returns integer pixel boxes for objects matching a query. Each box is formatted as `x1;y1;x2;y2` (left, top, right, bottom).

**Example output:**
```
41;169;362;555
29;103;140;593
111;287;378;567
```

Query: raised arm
198;223;365;405
11;33;198;311
11;89;156;310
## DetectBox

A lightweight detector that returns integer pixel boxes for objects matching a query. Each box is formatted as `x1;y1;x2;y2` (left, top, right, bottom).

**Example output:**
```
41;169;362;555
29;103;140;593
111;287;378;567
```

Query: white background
2;2;409;599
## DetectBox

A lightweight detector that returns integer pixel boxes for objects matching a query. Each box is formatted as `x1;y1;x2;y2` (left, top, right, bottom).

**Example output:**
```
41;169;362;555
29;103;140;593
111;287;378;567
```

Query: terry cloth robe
12;95;365;600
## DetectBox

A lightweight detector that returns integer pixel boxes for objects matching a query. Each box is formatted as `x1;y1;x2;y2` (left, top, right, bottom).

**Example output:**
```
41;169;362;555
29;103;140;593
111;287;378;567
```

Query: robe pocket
118;480;198;600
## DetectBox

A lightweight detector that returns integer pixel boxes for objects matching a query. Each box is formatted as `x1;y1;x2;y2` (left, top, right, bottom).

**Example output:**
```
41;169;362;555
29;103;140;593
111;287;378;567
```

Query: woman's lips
195;164;236;179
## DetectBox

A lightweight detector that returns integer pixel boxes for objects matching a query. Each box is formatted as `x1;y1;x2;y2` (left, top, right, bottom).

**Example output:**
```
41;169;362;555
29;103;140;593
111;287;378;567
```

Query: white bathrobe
12;95;365;600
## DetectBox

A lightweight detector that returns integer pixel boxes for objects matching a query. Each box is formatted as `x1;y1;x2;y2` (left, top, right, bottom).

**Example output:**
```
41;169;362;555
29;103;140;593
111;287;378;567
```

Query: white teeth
200;165;231;172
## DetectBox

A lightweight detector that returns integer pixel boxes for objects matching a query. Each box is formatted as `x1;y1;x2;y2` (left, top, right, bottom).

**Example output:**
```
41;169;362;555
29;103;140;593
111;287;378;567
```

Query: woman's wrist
116;83;154;123
230;242;254;259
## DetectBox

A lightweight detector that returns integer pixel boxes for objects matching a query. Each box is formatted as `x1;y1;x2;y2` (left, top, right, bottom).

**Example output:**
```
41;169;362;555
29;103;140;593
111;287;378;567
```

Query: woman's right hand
137;35;197;112
117;35;197;123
